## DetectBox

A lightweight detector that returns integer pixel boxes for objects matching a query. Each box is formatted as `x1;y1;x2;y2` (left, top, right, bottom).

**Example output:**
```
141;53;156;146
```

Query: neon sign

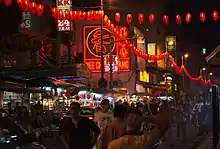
84;26;130;72
56;0;72;31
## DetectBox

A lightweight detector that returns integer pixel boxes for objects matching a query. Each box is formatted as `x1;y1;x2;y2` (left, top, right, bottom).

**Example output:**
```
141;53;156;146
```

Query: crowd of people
3;98;213;149
60;99;171;149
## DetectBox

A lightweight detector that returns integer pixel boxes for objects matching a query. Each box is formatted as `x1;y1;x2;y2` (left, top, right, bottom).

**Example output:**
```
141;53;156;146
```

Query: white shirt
94;111;113;128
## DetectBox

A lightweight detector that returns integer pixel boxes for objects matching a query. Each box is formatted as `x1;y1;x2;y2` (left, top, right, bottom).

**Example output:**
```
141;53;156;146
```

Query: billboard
83;26;130;72
56;0;72;31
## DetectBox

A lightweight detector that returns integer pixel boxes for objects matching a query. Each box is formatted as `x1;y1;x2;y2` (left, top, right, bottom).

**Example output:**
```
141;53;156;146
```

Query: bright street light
209;72;213;76
184;53;189;59
202;67;206;71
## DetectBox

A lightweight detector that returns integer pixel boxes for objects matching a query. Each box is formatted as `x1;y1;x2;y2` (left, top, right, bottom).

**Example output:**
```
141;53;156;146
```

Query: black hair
126;108;142;117
114;104;128;119
70;102;81;108
101;99;109;106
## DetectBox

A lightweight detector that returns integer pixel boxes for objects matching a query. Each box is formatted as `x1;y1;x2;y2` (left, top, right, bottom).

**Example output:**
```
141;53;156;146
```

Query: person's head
123;102;129;107
7;103;11;107
70;102;81;118
101;99;110;112
125;108;142;130
131;103;135;107
16;102;20;106
114;104;128;119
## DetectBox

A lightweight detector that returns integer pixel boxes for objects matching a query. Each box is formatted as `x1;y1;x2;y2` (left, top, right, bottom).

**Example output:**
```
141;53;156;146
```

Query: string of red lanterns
114;12;220;25
104;15;169;61
169;56;217;86
1;1;218;86
2;0;104;21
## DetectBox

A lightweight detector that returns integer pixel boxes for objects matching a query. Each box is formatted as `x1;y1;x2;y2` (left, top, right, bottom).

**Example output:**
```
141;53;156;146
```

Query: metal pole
100;0;104;80
212;85;219;149
109;37;113;90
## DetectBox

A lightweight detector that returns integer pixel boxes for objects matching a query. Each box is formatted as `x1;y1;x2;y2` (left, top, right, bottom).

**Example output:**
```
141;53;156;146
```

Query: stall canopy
26;77;74;88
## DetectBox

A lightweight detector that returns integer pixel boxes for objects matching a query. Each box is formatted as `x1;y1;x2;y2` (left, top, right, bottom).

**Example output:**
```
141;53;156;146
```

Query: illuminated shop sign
165;36;176;51
104;55;119;73
83;26;130;72
20;12;31;29
56;0;72;31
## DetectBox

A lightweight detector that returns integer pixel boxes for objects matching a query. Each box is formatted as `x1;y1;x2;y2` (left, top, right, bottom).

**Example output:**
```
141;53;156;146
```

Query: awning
0;86;42;93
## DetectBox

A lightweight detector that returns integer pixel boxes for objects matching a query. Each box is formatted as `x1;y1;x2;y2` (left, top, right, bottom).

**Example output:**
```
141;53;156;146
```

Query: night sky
1;0;220;55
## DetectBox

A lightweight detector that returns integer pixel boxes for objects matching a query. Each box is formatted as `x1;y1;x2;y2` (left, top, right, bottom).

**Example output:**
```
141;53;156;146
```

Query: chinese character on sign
91;30;111;54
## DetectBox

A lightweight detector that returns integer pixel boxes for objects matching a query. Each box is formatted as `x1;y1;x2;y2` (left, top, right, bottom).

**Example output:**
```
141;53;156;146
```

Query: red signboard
56;0;72;31
83;26;130;72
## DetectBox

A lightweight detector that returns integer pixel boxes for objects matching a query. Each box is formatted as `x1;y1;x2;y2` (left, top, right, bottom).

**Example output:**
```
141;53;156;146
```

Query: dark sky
1;0;220;55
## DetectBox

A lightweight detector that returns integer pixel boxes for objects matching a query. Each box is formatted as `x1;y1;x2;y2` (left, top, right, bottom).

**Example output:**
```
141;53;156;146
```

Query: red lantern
51;8;58;19
212;11;219;21
103;15;108;24
90;10;95;20
58;10;64;20
98;10;104;19
163;15;169;25
176;14;182;24
29;2;37;15
17;0;25;10
36;4;44;16
185;12;191;23
23;0;30;12
149;13;155;23
69;11;74;21
200;12;206;22
138;13;144;24
126;14;132;24
64;10;70;20
115;12;120;23
3;0;12;6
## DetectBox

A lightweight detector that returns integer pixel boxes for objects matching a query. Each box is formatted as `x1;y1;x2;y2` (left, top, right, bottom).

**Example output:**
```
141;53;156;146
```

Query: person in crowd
108;102;171;149
198;100;208;135
176;102;186;141
30;108;44;130
94;99;113;128
130;102;135;108
7;102;13;115
149;99;158;115
16;106;30;131
98;104;128;149
122;101;129;107
14;102;20;115
60;102;100;149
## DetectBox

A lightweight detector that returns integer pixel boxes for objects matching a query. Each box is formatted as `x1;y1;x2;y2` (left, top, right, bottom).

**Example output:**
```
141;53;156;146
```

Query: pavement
159;123;199;149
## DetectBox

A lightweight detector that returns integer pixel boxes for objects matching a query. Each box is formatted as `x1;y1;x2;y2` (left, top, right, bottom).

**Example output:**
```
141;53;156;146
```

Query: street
159;124;199;149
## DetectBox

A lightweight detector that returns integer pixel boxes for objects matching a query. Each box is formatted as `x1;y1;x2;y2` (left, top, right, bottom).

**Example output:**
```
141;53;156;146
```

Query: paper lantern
138;13;144;24
29;2;37;15
200;12;206;22
51;8;58;19
58;10;64;20
3;0;12;6
23;0;30;12
115;12;120;23
185;12;191;23
17;0;25;10
126;14;132;24
36;4;44;16
212;11;219;21
163;15;169;25
176;14;182;24
149;13;155;23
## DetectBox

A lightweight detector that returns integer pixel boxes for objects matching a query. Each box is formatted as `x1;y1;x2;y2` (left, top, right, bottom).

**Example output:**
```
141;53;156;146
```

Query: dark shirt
60;117;100;149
